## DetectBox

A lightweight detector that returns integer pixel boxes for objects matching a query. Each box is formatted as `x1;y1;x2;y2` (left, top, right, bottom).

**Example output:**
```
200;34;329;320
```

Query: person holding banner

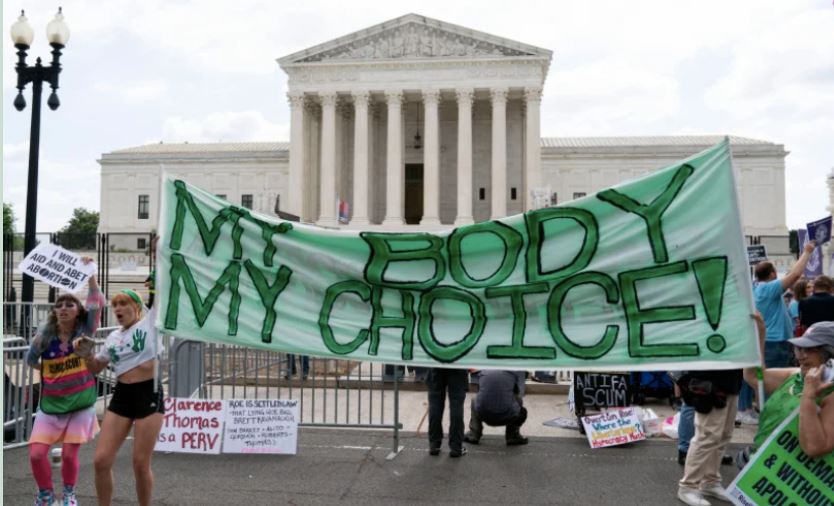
738;320;834;467
75;289;163;506
25;258;103;506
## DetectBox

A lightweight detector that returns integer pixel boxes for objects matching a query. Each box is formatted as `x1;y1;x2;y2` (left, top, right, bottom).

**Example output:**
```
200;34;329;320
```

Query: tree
4;203;15;237
57;208;99;250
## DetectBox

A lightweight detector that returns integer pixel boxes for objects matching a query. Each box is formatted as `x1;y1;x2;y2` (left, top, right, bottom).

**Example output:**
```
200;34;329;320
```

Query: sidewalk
4;429;749;505
3;393;756;505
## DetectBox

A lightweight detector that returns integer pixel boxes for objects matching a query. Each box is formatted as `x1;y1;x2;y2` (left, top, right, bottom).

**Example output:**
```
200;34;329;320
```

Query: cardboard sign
746;245;767;266
223;399;299;454
728;408;834;506
17;243;97;293
581;407;646;449
573;372;630;412
156;398;224;454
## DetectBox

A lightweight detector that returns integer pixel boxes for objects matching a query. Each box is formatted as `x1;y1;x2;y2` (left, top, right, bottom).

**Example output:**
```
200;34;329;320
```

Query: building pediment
278;13;552;65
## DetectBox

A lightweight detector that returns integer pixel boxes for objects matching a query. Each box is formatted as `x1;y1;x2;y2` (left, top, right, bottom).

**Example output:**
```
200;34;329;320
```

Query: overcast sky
3;0;832;232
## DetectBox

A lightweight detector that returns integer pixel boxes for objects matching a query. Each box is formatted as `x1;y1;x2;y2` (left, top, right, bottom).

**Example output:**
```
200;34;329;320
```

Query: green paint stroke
418;286;485;363
691;257;728;331
362;232;446;290
448;221;523;288
524;207;599;283
485;282;555;359
244;259;292;343
597;164;694;264
319;280;372;355
619;261;699;358
165;254;241;335
370;287;415;360
547;272;620;359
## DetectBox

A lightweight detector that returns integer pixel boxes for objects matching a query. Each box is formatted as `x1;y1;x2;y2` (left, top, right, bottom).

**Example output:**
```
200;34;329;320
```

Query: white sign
156;398;225;454
580;407;646;449
17;243;97;293
222;399;299;455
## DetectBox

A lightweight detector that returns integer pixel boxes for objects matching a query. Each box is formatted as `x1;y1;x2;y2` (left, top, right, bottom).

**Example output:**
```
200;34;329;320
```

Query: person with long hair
75;289;163;506
25;258;103;506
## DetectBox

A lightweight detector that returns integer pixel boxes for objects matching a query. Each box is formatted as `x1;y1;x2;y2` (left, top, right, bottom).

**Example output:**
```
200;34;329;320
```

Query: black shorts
108;379;164;419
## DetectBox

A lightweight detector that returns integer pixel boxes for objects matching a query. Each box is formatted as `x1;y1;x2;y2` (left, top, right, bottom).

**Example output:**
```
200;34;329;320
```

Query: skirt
29;405;99;445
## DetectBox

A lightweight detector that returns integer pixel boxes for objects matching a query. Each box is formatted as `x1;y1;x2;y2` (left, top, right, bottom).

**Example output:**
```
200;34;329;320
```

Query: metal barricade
168;339;403;459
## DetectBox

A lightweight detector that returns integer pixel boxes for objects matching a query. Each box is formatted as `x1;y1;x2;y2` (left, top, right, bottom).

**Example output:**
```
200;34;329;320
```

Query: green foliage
4;203;15;236
57;208;99;250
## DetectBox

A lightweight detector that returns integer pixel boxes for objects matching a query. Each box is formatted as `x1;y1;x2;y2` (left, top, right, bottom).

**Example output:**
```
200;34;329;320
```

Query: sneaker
429;445;440;456
701;485;732;503
449;447;467;458
721;453;734;466
34;489;55;506
61;486;78;506
737;410;759;425
677;488;710;506
463;432;481;445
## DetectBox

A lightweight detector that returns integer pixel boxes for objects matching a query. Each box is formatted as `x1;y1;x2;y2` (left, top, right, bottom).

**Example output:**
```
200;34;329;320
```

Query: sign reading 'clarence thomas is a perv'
154;140;758;370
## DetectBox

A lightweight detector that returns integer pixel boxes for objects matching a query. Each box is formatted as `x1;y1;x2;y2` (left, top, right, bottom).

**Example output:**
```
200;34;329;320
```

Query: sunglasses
54;300;78;309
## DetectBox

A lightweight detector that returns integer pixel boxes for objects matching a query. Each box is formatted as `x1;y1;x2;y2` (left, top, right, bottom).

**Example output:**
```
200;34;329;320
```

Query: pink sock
61;443;81;487
29;443;52;491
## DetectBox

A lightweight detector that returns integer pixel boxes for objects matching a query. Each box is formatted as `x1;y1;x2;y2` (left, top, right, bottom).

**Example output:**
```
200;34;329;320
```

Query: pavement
3;394;757;505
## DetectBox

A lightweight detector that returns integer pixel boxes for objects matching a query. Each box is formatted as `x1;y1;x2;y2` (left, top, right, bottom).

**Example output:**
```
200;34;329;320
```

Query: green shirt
753;373;834;451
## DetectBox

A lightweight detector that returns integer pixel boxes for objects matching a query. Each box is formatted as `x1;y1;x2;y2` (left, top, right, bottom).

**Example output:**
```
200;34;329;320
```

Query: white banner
222;399;299;455
17;243;97;293
156;398;225;454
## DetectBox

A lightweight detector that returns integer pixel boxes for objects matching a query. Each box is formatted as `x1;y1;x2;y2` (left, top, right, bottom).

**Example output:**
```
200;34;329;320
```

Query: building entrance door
404;164;424;225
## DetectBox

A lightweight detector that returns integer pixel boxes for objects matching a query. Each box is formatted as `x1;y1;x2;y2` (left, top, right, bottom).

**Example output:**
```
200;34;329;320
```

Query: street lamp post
10;8;70;334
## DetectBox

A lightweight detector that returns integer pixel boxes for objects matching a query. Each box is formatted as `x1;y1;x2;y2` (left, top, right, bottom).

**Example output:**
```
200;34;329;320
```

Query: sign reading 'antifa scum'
154;140;759;370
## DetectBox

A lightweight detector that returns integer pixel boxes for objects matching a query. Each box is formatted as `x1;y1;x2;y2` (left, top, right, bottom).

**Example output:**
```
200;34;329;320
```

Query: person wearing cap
740;319;834;466
76;288;163;506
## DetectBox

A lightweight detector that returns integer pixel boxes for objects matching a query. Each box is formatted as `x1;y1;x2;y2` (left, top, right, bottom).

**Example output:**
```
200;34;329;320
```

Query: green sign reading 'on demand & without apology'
154;139;759;370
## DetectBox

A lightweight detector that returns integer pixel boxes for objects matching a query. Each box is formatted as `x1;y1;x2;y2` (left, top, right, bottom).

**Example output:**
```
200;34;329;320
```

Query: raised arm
81;256;104;336
798;366;834;458
782;241;816;291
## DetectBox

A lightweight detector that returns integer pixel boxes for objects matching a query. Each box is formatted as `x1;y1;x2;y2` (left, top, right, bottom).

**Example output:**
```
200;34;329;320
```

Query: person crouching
464;370;529;446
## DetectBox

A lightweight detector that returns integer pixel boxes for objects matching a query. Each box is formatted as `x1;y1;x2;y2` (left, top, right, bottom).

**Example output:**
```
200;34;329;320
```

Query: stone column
490;87;508;220
421;89;441;226
454;88;474;226
317;92;338;227
382;90;404;226
287;92;306;217
351;91;371;227
524;87;543;211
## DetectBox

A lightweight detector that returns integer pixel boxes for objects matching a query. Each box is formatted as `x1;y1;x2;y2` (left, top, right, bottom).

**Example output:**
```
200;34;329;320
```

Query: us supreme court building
99;14;791;261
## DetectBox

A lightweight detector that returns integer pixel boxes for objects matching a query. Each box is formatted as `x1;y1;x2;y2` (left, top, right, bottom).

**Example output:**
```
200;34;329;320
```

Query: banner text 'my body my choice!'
162;162;730;366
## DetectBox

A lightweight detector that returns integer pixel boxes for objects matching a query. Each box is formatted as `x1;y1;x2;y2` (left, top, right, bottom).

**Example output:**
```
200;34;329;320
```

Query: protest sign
155;139;758;370
728;408;834;506
223;399;299;454
573;372;630;414
746;245;767;266
580;407;645;448
799;229;824;278
807;216;832;245
156;398;224;454
17;243;97;293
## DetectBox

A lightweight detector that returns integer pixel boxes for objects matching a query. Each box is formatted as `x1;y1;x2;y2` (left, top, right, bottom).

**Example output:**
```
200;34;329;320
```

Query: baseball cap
788;321;834;348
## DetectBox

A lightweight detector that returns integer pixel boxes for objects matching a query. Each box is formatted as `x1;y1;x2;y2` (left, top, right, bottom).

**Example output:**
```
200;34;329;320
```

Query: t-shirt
754;279;793;342
798;293;834;327
96;306;161;377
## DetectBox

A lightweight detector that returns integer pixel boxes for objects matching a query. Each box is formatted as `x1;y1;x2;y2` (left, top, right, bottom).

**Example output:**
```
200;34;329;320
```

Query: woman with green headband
75;288;163;506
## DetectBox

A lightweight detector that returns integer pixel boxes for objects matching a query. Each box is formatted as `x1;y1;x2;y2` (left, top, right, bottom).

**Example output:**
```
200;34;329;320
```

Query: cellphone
823;361;834;383
74;336;95;356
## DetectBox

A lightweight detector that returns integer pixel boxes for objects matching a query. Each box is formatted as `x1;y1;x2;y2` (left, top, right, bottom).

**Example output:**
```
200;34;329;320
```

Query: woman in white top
75;289;162;506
